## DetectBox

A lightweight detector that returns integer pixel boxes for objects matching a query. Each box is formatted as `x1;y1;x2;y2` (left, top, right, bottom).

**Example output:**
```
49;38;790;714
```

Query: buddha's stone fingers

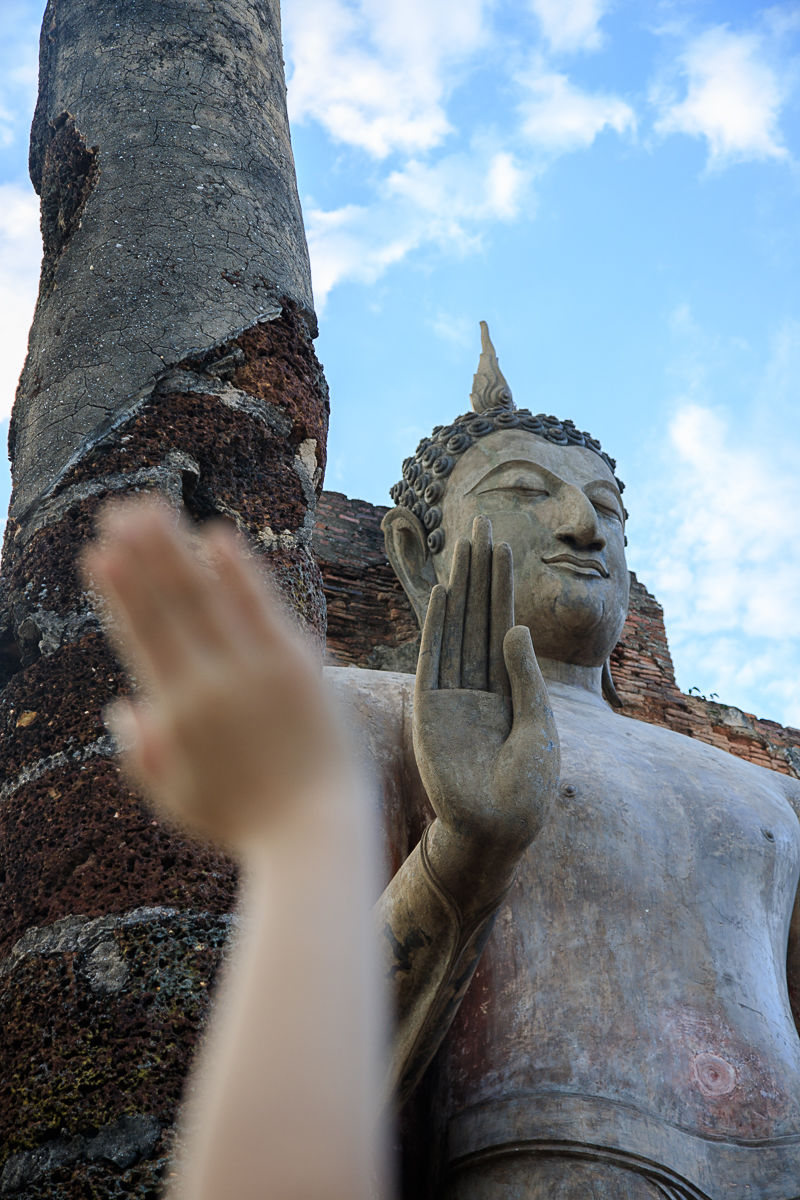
489;541;514;697
462;515;492;690
441;537;470;689
503;625;553;743
417;585;447;693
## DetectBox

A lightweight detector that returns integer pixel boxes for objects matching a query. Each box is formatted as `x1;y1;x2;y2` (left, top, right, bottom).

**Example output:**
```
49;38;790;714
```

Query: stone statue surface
327;326;800;1199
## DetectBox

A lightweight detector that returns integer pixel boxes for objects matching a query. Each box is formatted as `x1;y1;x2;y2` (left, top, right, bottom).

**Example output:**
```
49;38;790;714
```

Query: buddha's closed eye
477;480;550;498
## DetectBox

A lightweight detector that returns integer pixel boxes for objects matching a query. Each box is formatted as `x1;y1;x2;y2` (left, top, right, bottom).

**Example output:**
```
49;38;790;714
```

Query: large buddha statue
329;325;800;1199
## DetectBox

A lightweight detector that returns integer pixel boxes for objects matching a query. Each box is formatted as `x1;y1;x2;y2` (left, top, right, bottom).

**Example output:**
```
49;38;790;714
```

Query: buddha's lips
542;552;608;578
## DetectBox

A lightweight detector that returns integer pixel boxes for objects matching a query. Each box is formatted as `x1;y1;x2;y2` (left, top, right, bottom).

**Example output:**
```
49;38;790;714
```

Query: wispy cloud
306;144;532;306
528;0;610;54
652;25;792;168
630;318;800;727
286;0;636;304
0;1;40;151
518;63;635;150
431;311;473;347
283;0;488;158
0;182;40;423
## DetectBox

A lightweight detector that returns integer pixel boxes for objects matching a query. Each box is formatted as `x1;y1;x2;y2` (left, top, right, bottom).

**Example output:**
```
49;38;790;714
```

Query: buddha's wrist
424;817;521;915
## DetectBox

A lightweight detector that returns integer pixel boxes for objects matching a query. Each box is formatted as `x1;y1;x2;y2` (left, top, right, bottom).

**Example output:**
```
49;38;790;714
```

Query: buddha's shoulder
325;665;415;742
325;664;414;703
592;700;800;813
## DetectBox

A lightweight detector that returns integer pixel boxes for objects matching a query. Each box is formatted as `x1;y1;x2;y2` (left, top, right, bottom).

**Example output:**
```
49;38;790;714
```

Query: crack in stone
14;453;202;546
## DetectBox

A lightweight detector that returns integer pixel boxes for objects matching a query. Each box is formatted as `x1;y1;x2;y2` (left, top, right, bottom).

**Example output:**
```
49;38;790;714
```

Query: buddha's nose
553;484;605;551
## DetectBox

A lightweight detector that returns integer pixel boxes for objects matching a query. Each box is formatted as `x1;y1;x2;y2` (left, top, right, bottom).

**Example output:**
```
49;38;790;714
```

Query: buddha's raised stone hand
414;514;560;899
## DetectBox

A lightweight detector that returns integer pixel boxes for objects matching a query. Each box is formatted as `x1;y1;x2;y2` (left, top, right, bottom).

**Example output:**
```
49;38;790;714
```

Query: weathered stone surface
321;334;800;1199
13;0;314;517
0;908;233;1195
0;757;237;957
0;1114;161;1194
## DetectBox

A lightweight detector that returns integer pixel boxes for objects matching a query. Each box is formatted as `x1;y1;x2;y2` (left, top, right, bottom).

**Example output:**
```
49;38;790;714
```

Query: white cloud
529;0;610;53
0;182;40;422
306;146;531;306
652;26;790;167
0;4;40;150
756;317;800;426
631;400;800;725
283;0;488;157
431;311;472;347
518;65;635;150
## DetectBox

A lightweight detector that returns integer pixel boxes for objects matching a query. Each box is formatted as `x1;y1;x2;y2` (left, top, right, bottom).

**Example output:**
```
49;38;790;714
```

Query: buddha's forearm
376;819;516;1106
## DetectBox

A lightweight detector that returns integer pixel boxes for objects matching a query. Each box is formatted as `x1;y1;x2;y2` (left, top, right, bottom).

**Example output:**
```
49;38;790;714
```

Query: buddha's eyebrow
466;459;550;495
585;479;623;505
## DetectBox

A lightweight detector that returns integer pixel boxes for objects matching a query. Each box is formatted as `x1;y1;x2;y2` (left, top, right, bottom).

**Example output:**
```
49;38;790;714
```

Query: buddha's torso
329;668;800;1199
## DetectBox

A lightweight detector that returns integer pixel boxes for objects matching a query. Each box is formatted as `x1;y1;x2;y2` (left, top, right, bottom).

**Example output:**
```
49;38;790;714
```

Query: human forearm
167;788;386;1200
83;502;391;1200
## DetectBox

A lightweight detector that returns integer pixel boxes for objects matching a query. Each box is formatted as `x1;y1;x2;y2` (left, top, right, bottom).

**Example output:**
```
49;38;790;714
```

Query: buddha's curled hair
390;323;625;555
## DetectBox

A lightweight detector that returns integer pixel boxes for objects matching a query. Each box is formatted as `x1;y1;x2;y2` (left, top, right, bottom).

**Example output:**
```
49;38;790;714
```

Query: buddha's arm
376;821;515;1105
784;786;800;1034
786;785;800;1034
378;519;559;1104
788;889;800;1035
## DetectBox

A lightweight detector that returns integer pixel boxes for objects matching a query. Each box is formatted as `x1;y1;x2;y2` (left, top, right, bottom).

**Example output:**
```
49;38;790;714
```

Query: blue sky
1;0;799;726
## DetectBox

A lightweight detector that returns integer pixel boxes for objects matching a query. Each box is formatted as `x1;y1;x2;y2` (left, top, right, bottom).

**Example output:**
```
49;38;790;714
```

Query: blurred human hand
83;499;350;851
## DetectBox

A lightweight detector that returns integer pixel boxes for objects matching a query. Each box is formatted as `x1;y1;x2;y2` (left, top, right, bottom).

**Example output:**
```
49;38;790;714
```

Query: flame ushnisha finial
470;321;514;414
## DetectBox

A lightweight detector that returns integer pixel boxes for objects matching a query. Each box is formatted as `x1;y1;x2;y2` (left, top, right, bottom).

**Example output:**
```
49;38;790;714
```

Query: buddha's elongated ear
602;659;623;708
382;506;438;628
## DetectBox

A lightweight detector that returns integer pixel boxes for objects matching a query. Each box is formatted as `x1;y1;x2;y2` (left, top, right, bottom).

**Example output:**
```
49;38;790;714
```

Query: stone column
0;0;328;1193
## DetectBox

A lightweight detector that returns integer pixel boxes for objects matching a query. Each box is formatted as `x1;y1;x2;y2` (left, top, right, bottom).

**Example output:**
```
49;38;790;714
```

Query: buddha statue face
384;428;630;669
382;322;629;672
436;429;629;666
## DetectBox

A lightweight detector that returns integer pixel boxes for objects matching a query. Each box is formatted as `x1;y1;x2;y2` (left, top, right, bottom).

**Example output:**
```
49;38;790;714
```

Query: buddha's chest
437;700;800;1143
541;699;800;921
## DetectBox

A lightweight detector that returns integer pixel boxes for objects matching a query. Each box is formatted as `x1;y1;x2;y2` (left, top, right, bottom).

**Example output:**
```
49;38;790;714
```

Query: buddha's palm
413;517;560;874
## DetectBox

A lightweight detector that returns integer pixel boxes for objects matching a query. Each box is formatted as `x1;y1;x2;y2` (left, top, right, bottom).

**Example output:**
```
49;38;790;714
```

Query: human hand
413;515;559;885
83;500;351;851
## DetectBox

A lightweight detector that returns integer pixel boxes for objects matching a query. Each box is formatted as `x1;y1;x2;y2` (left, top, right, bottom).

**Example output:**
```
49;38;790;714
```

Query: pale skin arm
83;501;388;1200
378;515;560;1103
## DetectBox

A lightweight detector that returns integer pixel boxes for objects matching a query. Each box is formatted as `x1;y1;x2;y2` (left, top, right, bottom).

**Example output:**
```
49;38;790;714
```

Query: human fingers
86;501;233;684
462;515;491;691
503;625;551;737
202;523;304;659
83;535;185;684
440;538;470;689
104;697;175;807
416;585;446;694
488;541;514;697
102;501;238;657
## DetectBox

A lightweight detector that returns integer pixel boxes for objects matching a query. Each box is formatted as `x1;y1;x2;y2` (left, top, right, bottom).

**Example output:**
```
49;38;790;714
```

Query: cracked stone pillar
0;0;328;1194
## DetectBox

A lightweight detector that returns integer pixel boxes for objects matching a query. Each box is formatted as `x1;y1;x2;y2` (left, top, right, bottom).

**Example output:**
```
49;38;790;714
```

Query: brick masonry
314;490;800;780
